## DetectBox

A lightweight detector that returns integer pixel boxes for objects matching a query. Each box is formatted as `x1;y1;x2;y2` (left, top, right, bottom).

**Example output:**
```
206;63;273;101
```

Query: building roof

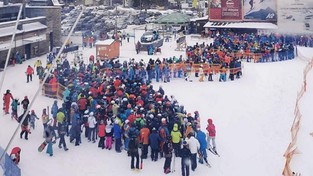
154;12;191;25
190;15;208;22
0;21;47;38
95;39;116;45
203;21;278;29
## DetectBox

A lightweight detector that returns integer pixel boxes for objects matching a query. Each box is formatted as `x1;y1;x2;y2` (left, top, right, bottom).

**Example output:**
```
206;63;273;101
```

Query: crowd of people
4;54;218;175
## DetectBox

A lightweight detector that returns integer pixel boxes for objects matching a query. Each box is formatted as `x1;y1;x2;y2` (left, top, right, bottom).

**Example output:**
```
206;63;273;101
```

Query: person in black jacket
180;140;191;176
128;137;140;170
163;136;173;174
19;110;31;140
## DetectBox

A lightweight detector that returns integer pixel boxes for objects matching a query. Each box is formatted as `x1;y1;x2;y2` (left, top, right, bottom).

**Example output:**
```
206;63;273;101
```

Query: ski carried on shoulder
208;147;220;157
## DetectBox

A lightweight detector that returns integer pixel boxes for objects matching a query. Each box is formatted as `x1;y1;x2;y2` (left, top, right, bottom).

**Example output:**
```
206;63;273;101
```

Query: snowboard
208;147;220;157
38;141;48;152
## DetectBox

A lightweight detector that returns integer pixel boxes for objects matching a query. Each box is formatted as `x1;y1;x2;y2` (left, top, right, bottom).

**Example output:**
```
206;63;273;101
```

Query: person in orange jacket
25;65;34;83
139;125;150;159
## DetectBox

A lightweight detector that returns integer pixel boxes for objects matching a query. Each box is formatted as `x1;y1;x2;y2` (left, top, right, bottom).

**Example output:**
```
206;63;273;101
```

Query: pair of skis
208;147;220;157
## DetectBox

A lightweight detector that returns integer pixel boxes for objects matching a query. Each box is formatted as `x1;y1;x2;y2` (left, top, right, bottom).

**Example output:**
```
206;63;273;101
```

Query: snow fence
0;146;21;176
282;48;313;176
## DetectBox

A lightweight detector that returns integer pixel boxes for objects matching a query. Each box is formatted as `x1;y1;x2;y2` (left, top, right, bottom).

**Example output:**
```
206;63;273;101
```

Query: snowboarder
58;121;69;151
3;89;14;114
44;121;56;156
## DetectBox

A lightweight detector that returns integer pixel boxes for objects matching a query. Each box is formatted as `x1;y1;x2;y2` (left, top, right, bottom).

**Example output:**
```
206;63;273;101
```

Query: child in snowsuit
29;110;39;129
11;98;19;120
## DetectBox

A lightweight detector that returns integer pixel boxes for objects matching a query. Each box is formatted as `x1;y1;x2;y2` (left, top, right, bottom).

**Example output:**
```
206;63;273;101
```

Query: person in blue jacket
113;119;122;153
155;63;160;82
196;129;210;166
51;100;59;127
149;128;162;161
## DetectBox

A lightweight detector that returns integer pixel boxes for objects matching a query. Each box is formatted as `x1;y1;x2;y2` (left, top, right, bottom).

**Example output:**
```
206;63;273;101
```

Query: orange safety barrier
282;56;313;176
42;83;65;100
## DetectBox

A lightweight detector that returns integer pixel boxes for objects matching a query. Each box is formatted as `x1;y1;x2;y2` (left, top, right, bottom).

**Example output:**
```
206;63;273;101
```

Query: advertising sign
209;0;242;21
243;0;277;21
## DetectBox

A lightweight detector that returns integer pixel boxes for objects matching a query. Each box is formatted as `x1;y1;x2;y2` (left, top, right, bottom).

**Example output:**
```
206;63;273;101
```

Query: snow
95;39;115;45
0;27;313;176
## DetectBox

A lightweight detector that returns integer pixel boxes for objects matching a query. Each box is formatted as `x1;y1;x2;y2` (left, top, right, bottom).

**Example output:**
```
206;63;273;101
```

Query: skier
29;110;39;129
123;120;130;151
206;119;217;150
196;128;210;166
3;89;14;114
25;65;34;83
18;111;31;140
158;118;169;157
163;136;173;174
10;147;21;164
186;133;200;171
179;141;191;176
128;136;140;170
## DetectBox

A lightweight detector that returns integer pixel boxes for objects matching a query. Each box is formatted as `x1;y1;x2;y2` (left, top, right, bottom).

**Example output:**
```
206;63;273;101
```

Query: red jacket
98;123;106;137
206;119;216;137
3;93;13;103
127;114;136;125
140;127;150;144
26;66;34;75
77;97;88;110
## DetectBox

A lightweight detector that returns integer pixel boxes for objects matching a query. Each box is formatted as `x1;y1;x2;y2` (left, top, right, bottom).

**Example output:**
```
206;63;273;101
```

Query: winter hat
114;119;119;124
84;110;89;115
89;112;94;116
182;140;188;146
125;119;129;124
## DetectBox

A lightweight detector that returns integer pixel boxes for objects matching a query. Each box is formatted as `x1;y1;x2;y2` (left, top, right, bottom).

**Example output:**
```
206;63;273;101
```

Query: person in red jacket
77;94;88;114
10;147;21;164
25;65;34;83
206;118;216;150
3;89;14;114
98;120;106;149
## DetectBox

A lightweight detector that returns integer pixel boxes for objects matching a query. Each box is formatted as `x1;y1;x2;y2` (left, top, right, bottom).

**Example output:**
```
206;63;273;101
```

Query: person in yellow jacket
171;123;182;157
199;64;204;82
56;109;65;128
34;59;42;75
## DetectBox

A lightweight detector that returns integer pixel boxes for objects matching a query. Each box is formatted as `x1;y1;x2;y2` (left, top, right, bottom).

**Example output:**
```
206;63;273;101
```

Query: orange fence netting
282;56;313;176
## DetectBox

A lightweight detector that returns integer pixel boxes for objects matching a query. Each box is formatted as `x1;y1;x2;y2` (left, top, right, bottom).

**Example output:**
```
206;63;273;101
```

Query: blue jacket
196;130;207;150
149;131;162;150
113;123;122;139
51;102;58;118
